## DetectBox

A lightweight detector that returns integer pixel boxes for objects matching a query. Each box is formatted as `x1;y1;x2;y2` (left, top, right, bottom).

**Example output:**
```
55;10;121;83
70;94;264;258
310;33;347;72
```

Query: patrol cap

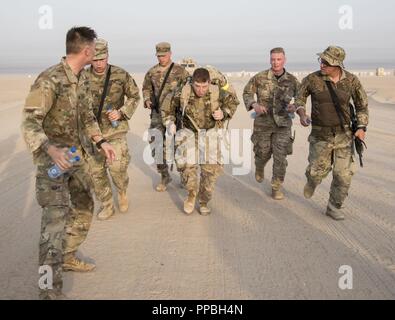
317;46;346;69
156;42;171;56
94;38;108;60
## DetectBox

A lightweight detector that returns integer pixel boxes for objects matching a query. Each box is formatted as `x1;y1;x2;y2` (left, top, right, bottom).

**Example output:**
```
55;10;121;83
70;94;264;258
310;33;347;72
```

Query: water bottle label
48;167;59;176
48;165;62;179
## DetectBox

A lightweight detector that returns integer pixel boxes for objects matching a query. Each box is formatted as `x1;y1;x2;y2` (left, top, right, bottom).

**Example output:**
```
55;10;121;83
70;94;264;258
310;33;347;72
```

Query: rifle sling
152;62;175;112
325;80;346;132
97;65;112;123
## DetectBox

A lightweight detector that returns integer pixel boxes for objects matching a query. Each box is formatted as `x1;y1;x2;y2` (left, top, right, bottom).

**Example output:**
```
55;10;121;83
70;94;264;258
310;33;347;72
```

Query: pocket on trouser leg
333;149;356;183
120;141;131;173
39;205;67;278
36;176;70;208
182;165;199;191
251;132;262;155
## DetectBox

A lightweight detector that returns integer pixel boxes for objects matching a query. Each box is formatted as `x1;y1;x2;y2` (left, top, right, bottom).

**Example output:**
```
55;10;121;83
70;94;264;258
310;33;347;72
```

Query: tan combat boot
271;180;284;200
272;189;284;200
156;173;172;192
303;181;316;199
199;202;211;216
326;203;345;221
183;192;196;215
97;199;115;221
63;253;96;272
118;191;128;213
255;168;264;183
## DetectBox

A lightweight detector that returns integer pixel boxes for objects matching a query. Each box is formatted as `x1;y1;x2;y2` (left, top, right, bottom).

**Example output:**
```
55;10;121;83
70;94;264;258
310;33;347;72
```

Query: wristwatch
96;139;107;150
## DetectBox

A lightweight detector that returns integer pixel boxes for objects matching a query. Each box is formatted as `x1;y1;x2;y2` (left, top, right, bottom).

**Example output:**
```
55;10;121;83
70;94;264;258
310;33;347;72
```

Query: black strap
152;63;175;111
325;80;346;131
97;65;112;122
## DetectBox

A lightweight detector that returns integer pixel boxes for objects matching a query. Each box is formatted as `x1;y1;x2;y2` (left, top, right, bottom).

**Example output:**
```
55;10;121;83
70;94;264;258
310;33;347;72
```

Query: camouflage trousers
181;164;223;204
86;136;130;204
149;110;169;176
251;124;293;186
306;126;356;209
35;156;94;295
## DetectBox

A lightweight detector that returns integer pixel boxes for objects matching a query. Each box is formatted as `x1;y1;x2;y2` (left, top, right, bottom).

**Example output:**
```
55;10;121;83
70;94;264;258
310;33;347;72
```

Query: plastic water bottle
66;146;77;159
106;105;119;128
48;146;80;179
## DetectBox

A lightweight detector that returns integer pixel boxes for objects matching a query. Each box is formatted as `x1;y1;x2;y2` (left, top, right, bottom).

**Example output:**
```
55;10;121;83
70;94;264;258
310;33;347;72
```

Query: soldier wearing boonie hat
294;45;369;221
317;45;346;69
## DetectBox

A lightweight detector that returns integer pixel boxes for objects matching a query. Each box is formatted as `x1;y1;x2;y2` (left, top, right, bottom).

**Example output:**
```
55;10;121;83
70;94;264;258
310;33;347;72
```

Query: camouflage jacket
88;64;140;139
142;62;189;109
295;70;369;128
22;58;103;165
162;83;239;132
243;69;300;128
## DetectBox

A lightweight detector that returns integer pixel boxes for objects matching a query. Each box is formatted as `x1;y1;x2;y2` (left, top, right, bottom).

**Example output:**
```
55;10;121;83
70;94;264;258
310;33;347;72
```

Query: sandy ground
360;76;395;104
0;71;394;300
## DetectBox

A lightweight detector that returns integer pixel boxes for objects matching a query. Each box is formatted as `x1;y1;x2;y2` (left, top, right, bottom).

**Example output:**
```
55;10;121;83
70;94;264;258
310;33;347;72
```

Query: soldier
87;39;140;220
142;42;189;192
243;47;300;200
179;57;197;75
295;46;369;220
176;60;238;188
179;58;238;99
21;27;116;299
162;68;239;215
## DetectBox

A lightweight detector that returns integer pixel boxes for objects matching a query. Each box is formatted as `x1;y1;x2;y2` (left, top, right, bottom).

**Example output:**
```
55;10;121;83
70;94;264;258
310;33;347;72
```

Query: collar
268;68;288;80
319;69;347;82
61;57;79;84
192;87;211;100
158;61;173;71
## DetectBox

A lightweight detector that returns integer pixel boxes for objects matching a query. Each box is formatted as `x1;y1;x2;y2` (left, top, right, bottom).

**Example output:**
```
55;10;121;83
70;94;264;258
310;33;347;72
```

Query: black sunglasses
318;58;331;67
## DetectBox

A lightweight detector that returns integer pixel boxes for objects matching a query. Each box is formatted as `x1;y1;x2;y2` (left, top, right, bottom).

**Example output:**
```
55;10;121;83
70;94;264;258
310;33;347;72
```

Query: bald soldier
87;39;140;220
21;27;115;300
295;46;369;220
143;42;189;192
243;47;300;200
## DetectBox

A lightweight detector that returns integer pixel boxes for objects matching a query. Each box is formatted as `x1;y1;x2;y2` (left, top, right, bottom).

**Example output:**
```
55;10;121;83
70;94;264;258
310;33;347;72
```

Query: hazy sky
0;0;394;71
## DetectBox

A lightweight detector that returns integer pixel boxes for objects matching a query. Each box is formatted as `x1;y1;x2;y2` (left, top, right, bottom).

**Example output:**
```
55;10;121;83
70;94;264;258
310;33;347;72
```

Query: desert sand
0;71;394;300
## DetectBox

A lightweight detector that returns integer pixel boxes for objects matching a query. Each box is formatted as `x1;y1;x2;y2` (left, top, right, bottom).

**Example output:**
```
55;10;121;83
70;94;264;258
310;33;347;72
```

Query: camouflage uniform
295;46;369;217
21;58;103;298
243;69;300;191
142;43;189;181
87;39;140;214
162;82;239;211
